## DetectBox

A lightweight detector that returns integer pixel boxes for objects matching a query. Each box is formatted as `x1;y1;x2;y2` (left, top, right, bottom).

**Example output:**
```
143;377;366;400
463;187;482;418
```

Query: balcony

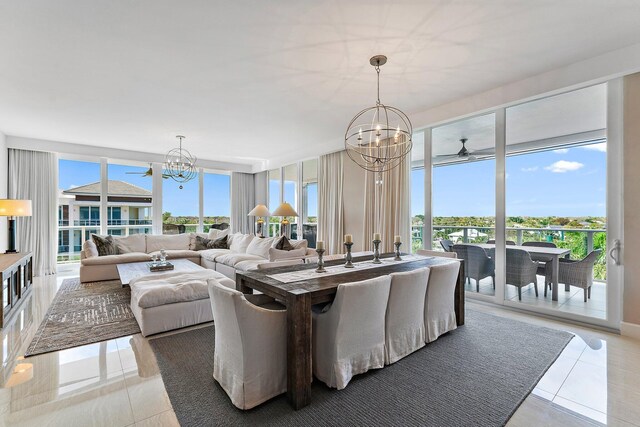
412;224;607;320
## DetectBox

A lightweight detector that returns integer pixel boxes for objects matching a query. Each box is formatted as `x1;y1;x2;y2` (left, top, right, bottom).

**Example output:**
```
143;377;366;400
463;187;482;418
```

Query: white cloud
544;160;585;173
521;166;538;172
553;148;569;154
582;143;607;152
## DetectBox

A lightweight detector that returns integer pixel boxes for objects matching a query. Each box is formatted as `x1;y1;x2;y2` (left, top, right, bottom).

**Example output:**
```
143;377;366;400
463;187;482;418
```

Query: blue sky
59;160;231;216
411;143;607;217
269;179;318;217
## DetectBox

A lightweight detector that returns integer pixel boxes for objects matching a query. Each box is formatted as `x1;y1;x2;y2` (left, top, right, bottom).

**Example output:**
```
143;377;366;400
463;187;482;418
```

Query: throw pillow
212;235;229;249
246;236;276;259
91;234;117;256
194;235;214;251
275;235;294;251
208;228;230;240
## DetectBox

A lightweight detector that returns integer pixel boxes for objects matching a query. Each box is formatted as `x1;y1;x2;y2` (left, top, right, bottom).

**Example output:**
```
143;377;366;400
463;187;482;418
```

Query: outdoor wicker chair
487;239;516;245
440;239;454;252
546;250;602;302
452;244;494;292
522;241;557;297
489;248;539;301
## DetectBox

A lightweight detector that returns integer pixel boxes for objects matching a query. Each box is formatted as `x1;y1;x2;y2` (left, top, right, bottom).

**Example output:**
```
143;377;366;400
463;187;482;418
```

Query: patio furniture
452;244;494;291
417;249;457;259
439;239;454;252
487;239;516;245
522;241;557;296
546;250;602;302
489;248;539;301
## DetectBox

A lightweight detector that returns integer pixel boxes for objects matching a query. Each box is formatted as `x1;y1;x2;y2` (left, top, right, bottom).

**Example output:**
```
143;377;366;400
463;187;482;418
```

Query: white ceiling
0;1;638;169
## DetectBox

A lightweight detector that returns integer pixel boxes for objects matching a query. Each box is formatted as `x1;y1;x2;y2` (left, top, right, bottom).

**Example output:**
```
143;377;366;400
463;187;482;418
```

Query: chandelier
164;135;197;189
345;55;413;174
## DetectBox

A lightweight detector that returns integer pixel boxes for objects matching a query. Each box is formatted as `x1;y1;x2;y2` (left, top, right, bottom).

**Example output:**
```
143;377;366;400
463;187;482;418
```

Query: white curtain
363;156;411;253
318;151;344;254
230;172;255;234
8;149;58;276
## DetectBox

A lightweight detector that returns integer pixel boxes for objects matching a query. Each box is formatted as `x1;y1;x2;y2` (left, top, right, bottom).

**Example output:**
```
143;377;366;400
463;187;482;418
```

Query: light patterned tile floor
0;263;637;426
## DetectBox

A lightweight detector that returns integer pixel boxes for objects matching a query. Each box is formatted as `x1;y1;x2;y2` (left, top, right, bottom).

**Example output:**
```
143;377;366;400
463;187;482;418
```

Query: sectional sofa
80;230;313;283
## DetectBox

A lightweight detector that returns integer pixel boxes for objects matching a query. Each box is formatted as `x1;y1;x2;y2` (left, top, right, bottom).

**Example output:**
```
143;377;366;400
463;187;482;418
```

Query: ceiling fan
433;137;492;165
126;163;171;179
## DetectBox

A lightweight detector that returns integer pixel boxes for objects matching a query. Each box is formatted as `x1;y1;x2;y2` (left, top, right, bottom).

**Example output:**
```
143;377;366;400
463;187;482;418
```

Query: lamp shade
247;204;271;217
0;200;32;217
272;202;298;217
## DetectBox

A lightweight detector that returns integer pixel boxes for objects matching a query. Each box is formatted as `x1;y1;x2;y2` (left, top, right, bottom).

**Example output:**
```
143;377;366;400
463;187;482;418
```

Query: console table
0;252;33;328
236;253;465;410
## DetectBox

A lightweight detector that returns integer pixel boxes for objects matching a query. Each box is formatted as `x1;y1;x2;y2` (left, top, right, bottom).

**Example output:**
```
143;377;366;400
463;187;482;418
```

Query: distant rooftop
63;180;152;197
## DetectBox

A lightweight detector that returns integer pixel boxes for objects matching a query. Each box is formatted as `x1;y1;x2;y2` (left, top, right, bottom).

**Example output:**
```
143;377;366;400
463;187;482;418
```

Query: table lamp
271;202;298;238
247;204;271;238
0;199;33;253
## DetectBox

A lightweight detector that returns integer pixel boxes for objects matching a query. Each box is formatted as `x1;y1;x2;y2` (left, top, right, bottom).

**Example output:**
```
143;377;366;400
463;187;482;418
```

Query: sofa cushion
268;247;306;262
228;233;254;253
234;259;270;272
146;234;191;252
199;248;231;262
290;239;309;251
246;236;276;259
82;239;99;258
216;253;265;267
274;235;294;251
208;228;230;240
91;234;117;256
148;249;201;260
189;233;209;250
113;234;146;254
82;252;151;266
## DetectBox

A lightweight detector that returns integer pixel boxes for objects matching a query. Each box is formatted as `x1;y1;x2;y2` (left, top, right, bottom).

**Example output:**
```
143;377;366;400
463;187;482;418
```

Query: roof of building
63;180;152;197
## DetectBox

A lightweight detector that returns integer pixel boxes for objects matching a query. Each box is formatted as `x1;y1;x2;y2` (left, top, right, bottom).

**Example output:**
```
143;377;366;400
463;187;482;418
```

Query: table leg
286;290;312;410
455;260;465;326
551;256;559;301
235;276;253;294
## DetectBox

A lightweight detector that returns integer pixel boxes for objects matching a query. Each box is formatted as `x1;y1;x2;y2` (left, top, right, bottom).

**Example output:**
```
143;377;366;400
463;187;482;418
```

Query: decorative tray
147;262;174;272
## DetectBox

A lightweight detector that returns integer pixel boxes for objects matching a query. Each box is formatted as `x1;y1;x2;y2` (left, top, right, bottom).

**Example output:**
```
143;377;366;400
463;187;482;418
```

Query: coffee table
116;258;204;286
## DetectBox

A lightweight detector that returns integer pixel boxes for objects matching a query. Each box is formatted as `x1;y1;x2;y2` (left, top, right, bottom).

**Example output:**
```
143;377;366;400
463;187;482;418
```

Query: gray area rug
150;309;572;426
25;278;140;357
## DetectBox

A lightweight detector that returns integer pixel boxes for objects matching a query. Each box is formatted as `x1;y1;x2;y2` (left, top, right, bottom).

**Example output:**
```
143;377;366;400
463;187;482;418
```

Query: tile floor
0;263;637;426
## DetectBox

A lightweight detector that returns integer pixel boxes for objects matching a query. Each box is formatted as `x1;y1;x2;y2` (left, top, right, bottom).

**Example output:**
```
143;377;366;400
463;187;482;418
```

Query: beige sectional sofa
80;231;313;283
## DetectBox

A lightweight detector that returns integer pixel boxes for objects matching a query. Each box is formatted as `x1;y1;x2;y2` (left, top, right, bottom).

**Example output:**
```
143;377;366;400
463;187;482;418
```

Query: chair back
487;239;516;245
208;279;244;369
385;268;430;363
522;241;557;248
417;249;457;259
440;239;454;252
424;261;461;342
582;249;602;265
465;245;493;278
504;248;538;285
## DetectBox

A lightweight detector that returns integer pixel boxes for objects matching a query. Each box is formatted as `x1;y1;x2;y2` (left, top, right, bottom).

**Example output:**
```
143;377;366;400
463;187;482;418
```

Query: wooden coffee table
116;258;204;286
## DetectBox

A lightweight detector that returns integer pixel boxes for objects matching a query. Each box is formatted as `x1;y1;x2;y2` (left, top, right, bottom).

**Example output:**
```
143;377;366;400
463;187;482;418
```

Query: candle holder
372;239;382;264
344;242;354;268
315;248;327;273
394;242;402;261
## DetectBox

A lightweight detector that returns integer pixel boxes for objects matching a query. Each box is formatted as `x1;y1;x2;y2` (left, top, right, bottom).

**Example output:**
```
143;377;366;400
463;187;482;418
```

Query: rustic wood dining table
235;253;465;410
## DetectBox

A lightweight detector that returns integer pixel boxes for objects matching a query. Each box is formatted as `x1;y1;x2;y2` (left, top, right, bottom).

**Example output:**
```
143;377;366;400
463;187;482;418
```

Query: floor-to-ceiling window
57;159;101;262
302;159;318;248
162;171;199;234
268;168;281;237
203;172;231;232
283;164;298;239
410;132;425;252
107;162;153;236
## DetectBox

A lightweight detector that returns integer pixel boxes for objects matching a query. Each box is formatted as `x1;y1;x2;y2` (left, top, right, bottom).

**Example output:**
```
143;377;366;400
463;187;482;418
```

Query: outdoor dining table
458;243;570;302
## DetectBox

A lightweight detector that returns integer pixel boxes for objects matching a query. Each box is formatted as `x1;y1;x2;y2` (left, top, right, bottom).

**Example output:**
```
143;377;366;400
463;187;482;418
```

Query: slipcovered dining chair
452;244;495;291
208;279;287;410
547;250;602;302
424;261;461;342
440;239;454;252
417;249;457;259
487;239;516;245
313;275;391;390
490;248;539;300
522;241;557;296
385;268;430;364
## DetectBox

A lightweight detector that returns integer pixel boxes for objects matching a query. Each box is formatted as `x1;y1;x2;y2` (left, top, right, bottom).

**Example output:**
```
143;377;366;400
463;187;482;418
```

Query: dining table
235;253;465;410
458;243;570;301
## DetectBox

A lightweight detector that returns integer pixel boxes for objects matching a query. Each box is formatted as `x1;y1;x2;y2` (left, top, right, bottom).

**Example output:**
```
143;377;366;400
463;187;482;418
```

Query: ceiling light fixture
164;135;197;189
344;55;413;176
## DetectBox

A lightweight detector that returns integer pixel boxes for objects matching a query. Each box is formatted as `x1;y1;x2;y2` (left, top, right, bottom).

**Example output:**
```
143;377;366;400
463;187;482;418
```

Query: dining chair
208;279;287;410
487;239;516;245
522;241;557;296
424;261;461;342
312;275;391;390
385;268;430;364
440;239;454;252
417;249;457;259
546;250;602;302
452;244;495;291
490;248;539;300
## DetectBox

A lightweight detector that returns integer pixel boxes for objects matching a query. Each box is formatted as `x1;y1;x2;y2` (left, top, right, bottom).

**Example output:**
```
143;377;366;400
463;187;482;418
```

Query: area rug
150;309;572;426
25;278;140;357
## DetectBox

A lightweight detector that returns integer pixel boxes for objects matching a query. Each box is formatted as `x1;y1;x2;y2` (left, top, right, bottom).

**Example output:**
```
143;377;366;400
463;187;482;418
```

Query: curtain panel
230;172;255;234
8;149;58;276
318;151;344;254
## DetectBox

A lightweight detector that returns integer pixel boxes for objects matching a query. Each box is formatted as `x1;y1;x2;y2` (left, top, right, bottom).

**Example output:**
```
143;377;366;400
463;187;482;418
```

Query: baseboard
620;321;640;340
